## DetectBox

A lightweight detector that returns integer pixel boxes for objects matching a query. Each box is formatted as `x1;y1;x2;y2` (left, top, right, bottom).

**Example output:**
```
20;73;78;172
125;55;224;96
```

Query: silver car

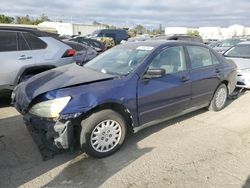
214;38;247;54
64;41;98;65
224;41;250;89
0;27;75;93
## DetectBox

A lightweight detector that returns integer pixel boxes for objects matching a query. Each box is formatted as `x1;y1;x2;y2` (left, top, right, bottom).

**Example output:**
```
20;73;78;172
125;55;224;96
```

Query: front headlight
29;96;71;118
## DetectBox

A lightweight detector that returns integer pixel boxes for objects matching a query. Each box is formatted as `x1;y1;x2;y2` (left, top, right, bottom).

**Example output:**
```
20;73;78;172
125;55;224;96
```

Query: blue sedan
13;40;237;158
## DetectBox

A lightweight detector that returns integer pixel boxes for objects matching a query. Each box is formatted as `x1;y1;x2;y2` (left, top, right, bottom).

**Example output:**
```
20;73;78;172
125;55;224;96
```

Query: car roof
237;41;250;45
64;40;89;48
119;40;207;49
0;26;50;37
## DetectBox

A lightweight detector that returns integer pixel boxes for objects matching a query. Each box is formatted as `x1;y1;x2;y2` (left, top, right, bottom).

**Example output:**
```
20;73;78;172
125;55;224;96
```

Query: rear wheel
80;109;127;158
209;84;228;111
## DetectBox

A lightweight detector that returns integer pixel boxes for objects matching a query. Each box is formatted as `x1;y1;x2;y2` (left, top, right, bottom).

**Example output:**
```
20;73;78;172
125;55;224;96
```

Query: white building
165;27;189;35
198;27;221;39
38;21;106;36
165;25;250;39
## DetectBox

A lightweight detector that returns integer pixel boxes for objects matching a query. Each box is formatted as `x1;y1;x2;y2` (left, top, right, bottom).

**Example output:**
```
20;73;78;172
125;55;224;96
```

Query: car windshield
84;46;153;75
224;44;250;58
219;39;241;47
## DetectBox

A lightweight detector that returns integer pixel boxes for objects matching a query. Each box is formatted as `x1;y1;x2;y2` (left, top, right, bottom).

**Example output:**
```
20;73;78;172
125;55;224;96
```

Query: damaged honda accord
13;40;237;158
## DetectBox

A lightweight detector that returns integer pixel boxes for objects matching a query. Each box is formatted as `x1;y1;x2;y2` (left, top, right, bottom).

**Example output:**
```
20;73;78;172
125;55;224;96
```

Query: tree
93;21;102;25
32;14;50;25
134;25;146;34
16;14;50;25
16;15;32;24
0;14;14;23
187;30;200;36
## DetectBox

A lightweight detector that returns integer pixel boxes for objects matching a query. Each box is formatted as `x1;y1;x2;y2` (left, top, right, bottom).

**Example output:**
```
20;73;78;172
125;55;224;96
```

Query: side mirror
143;68;166;79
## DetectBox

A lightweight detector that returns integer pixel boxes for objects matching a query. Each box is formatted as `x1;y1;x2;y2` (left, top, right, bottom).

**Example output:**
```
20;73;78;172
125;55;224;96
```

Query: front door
137;46;192;125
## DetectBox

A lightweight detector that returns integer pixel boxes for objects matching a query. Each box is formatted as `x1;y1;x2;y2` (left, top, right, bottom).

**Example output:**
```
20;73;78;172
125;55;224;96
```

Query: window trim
17;32;31;51
210;50;221;65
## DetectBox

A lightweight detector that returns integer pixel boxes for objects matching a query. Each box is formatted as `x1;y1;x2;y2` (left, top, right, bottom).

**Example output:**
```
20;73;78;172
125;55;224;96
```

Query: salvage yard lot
1;92;250;188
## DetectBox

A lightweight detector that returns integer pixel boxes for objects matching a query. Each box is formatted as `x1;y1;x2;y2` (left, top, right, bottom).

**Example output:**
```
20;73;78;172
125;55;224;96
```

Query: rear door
0;31;35;87
186;45;221;107
137;46;192;125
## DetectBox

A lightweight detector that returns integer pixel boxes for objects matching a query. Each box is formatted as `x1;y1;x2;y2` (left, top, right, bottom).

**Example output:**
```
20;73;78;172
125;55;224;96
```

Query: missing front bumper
23;114;74;150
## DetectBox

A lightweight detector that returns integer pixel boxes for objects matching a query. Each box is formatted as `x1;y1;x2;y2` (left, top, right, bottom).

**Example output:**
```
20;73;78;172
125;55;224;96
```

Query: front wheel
209;83;228;111
80;109;127;158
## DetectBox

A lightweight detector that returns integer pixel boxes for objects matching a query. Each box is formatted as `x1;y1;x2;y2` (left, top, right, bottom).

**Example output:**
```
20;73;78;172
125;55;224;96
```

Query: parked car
224;41;250;88
0;27;76;94
95;37;115;49
64;41;97;65
13;41;237;158
91;29;129;44
69;37;107;53
208;41;221;48
213;38;248;54
153;34;203;43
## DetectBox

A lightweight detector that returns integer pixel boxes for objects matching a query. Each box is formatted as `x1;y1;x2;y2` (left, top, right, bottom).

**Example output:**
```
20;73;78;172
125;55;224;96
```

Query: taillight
62;49;76;58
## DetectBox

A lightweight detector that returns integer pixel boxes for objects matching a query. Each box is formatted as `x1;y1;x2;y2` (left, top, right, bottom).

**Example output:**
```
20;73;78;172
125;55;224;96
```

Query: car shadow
0;94;12;108
43;109;207;187
242;175;250;188
225;88;247;108
0;106;207;187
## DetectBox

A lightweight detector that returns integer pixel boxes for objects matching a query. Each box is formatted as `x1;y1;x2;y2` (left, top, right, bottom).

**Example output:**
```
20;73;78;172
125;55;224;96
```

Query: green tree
0;14;14;23
16;15;33;24
187;30;200;36
15;14;50;25
32;14;50;25
134;25;146;34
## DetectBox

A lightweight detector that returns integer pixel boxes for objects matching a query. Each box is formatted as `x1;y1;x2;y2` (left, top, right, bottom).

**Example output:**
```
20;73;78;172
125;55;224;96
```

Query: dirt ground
1;91;250;188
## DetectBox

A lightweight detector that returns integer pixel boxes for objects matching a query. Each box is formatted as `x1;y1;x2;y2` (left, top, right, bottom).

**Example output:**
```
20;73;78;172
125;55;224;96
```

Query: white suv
0;27;76;94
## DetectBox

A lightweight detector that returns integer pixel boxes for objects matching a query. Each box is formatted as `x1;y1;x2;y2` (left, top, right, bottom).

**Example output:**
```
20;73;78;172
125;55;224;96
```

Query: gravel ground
1;92;250;188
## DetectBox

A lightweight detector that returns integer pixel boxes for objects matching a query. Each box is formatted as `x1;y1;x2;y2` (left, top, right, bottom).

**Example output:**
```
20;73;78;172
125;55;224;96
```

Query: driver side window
149;46;187;74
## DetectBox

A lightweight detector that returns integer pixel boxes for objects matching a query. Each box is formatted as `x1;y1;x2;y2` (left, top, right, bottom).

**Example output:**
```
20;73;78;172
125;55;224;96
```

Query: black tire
80;109;127;158
209;84;228;111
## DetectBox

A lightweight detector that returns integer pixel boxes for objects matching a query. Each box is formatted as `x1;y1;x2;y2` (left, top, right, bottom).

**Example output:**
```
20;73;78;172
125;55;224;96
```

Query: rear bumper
23;114;74;149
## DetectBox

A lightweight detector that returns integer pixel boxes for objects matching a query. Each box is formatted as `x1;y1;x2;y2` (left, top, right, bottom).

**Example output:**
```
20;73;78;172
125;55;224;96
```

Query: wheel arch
81;102;135;133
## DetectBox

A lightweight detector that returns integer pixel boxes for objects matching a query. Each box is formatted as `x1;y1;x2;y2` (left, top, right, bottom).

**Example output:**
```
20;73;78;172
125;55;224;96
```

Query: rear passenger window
18;33;30;51
211;52;220;64
187;46;213;68
0;31;17;52
77;44;86;51
149;46;187;74
23;32;47;50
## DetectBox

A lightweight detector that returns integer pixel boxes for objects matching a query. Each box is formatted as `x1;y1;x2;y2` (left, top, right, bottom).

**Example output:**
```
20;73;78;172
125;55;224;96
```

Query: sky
1;0;250;28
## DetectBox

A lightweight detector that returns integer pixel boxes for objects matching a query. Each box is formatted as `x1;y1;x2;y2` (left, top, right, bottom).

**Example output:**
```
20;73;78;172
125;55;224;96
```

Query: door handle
215;68;221;73
181;76;190;82
18;55;27;60
18;55;32;60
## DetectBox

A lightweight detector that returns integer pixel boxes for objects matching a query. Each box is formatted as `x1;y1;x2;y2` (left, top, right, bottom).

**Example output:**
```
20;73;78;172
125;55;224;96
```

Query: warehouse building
38;21;106;36
165;24;250;39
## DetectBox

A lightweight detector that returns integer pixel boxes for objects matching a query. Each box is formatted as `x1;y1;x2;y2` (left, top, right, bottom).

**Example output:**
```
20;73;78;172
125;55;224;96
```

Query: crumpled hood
15;64;115;112
227;57;250;70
